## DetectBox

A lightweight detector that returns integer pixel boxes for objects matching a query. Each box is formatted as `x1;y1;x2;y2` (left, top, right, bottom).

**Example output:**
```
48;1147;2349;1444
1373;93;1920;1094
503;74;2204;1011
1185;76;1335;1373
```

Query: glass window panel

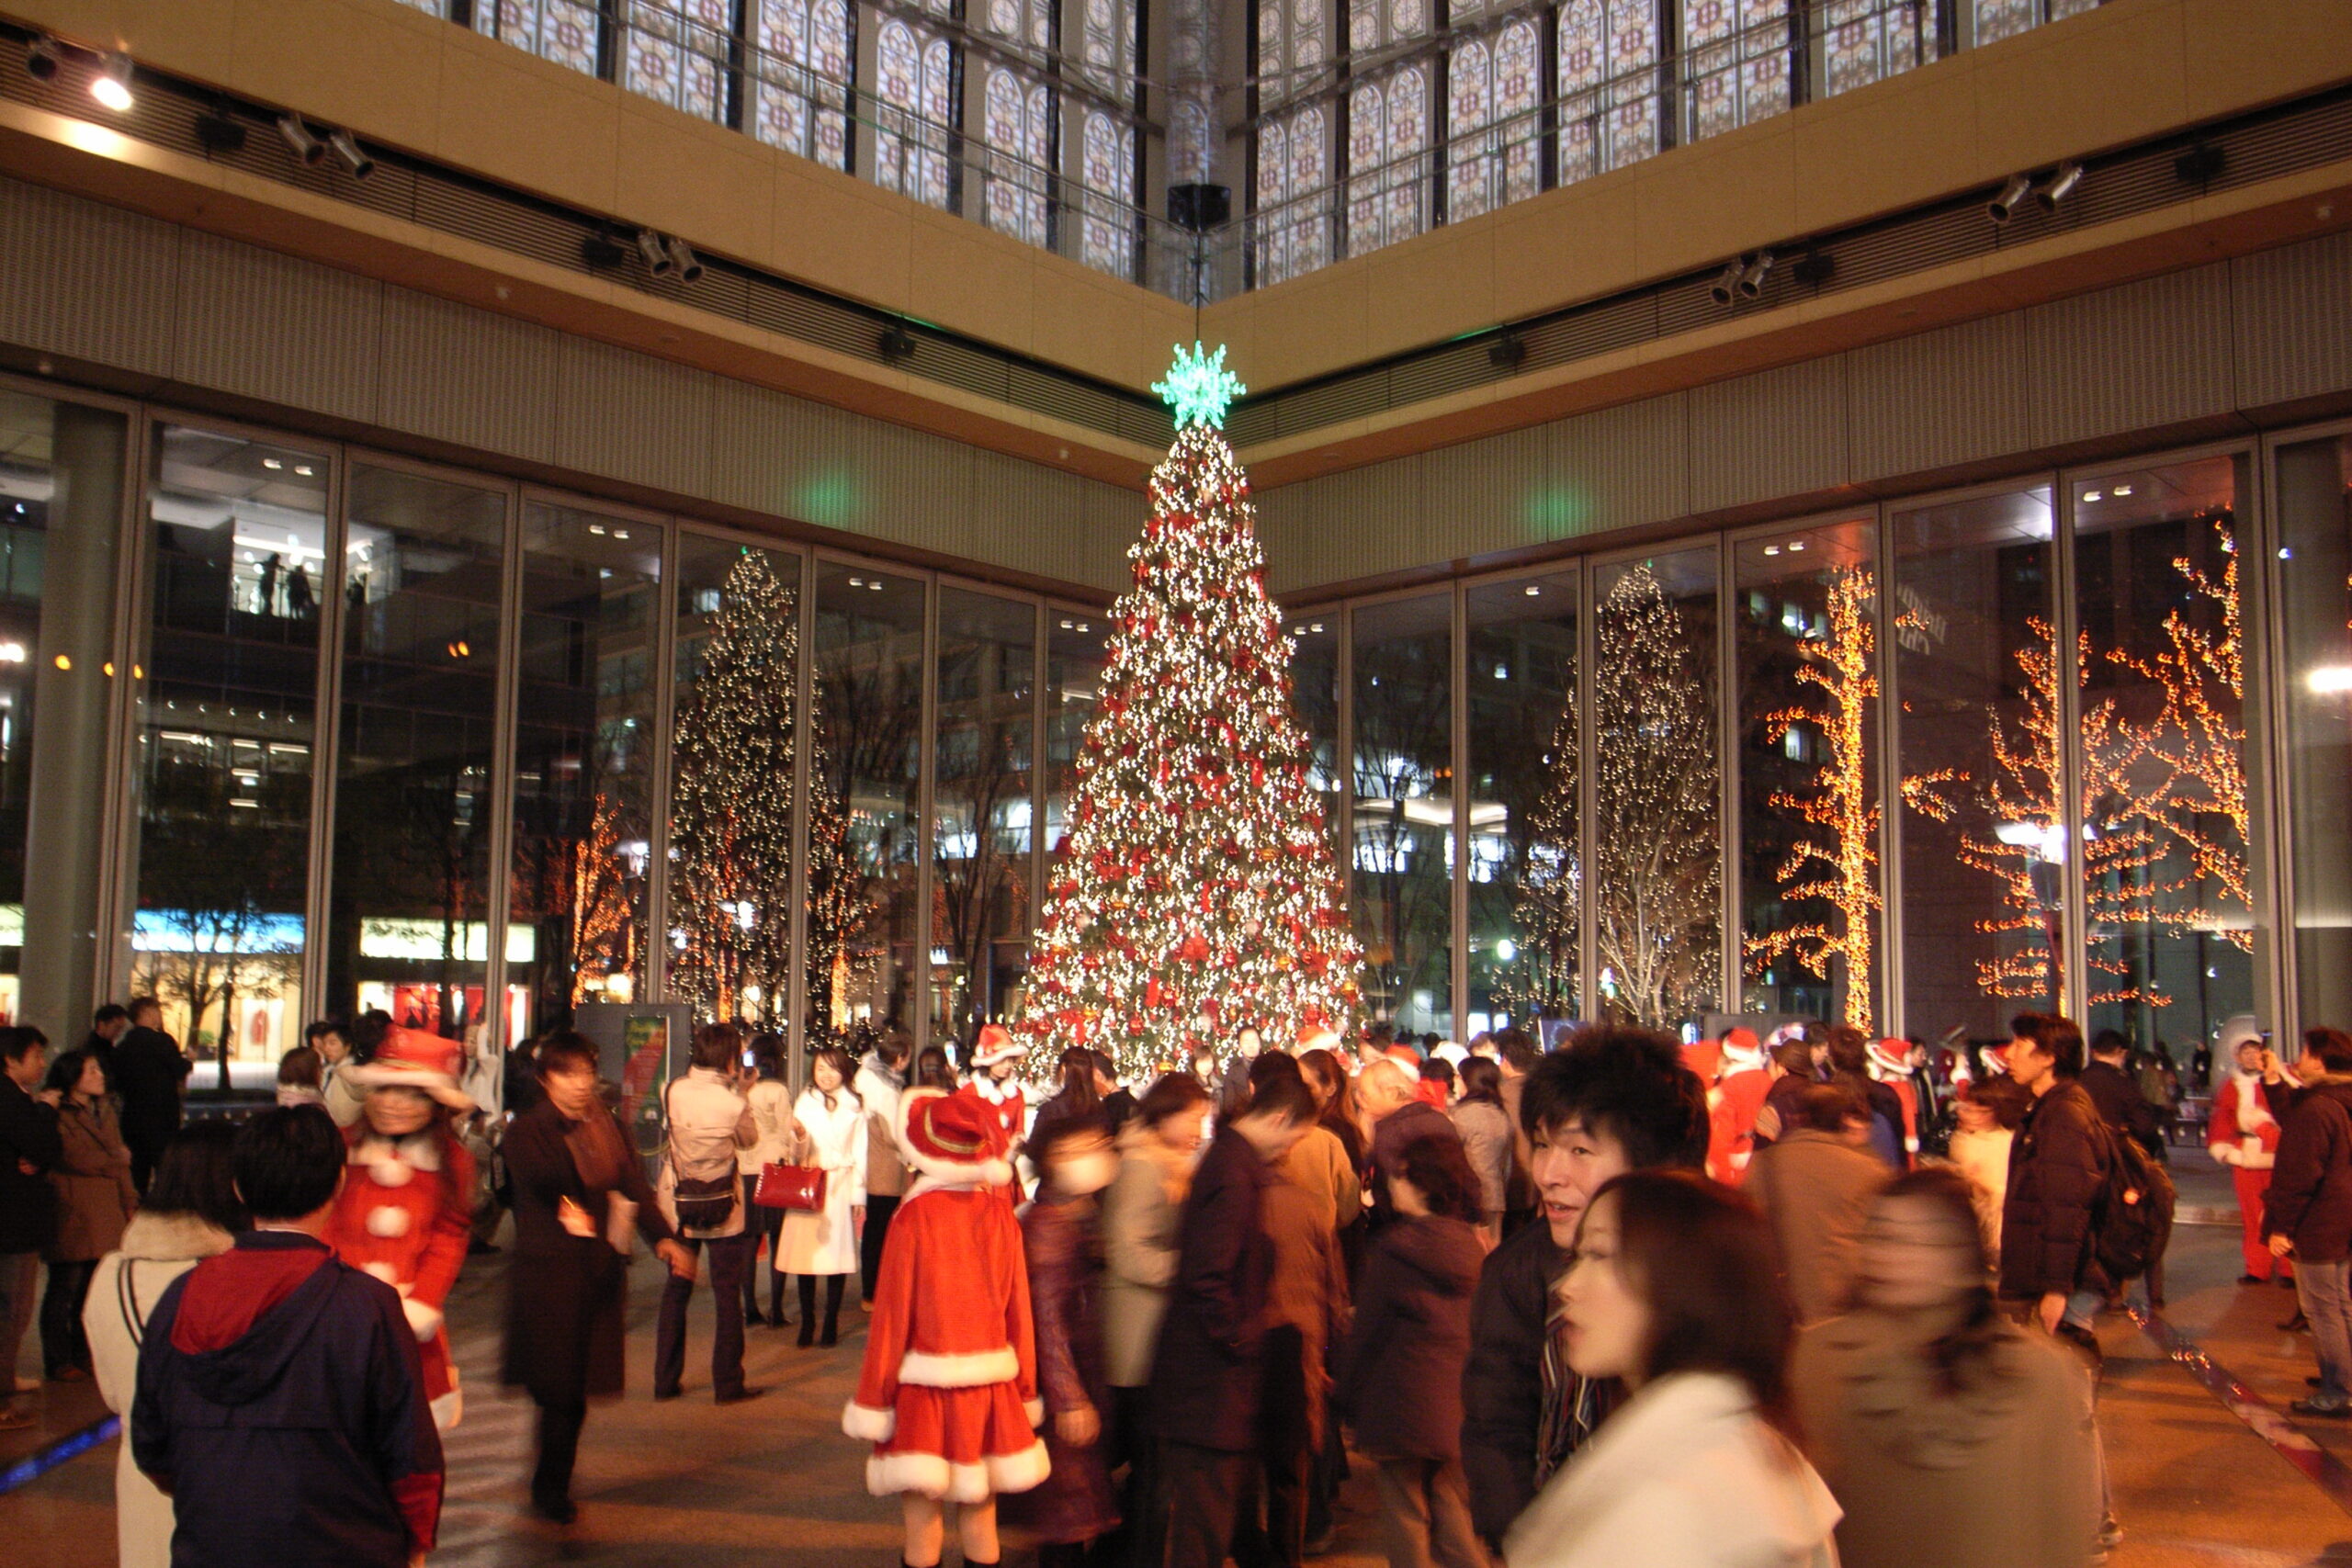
1592;550;1720;1032
1890;486;2059;1041
326;467;508;1045
2072;456;2260;1057
982;67;1056;246
750;0;854;171
506;504;660;1038
1972;0;2100;47
1079;111;1138;280
876;18;956;210
475;0;602;74
1736;518;1882;1031
1281;610;1342;865
814;562;923;1035
622;0;732;125
1046;610;1109;874
932;588;1035;1043
1256;107;1334;285
1557;0;1661;185
1345;64;1430;256
1351;593;1452;1039
1445;21;1541;223
1684;0;1792;142
1466;571;1578;1035
1820;0;1933;97
2278;433;2352;1038
130;426;321;1083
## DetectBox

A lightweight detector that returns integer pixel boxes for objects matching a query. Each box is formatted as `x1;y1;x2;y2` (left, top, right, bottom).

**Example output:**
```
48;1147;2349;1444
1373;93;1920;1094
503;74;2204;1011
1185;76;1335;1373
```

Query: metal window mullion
1874;502;1904;1039
2244;445;2296;1044
1336;604;1354;1017
785;548;815;1068
97;406;157;1010
915;573;940;1056
1451;580;1468;1037
484;485;528;1054
645;521;683;1016
2052;474;2087;1024
1717;534;1738;1024
300;449;353;1023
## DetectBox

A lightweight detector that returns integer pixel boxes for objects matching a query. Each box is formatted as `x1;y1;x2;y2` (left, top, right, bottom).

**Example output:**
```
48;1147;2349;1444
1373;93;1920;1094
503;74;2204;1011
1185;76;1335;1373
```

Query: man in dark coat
502;1032;695;1523
2082;1031;2165;1156
83;1003;130;1071
111;998;190;1192
1361;1059;1459;1230
0;1027;61;1428
1460;1026;1708;1547
132;1105;444;1566
1149;1075;1317;1568
2000;1012;2113;1349
2263;1028;2352;1416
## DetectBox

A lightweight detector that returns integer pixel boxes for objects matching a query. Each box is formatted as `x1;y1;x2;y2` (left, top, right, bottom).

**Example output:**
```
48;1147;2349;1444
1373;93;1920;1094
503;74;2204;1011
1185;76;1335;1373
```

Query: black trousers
1234;1327;1314;1568
860;1193;900;1298
653;1230;753;1398
1159;1441;1250;1568
40;1258;96;1376
740;1177;786;1320
1109;1384;1159;1568
532;1398;587;1508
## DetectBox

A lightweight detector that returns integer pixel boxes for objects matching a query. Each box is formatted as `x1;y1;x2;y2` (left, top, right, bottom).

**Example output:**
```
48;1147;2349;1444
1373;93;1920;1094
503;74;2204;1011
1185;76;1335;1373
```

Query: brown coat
49;1097;135;1261
1745;1128;1889;1325
1791;1308;2100;1568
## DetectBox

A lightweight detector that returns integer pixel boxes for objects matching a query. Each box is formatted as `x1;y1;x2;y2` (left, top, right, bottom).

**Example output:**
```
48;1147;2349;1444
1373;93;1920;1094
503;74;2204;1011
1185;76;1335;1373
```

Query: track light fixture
665;235;703;282
326;128;373;178
878;321;917;362
634;227;674;276
2035;162;2083;212
22;35;59;82
89;52;133;113
1736;251;1775;299
1709;259;1746;306
1988;173;2032;223
276;114;325;164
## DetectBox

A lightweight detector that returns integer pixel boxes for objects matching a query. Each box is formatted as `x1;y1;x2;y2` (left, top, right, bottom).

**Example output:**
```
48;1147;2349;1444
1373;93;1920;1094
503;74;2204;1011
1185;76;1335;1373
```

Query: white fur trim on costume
899;1346;1020;1387
401;1296;443;1341
842;1402;898;1442
895;1089;1015;1189
1023;1398;1045;1428
368;1157;416;1188
865;1440;1052;1503
367;1204;413;1238
430;1376;461;1432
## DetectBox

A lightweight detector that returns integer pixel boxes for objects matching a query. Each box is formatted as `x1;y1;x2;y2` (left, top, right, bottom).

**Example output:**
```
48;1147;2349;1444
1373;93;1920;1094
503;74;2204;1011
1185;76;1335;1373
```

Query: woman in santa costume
963;1025;1030;1198
322;1026;479;1431
844;1087;1049;1568
2210;1017;2293;1286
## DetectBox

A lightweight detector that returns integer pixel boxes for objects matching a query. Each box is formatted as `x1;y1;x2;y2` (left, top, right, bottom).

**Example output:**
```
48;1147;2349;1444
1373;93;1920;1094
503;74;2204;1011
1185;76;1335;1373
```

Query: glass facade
10;375;2350;1081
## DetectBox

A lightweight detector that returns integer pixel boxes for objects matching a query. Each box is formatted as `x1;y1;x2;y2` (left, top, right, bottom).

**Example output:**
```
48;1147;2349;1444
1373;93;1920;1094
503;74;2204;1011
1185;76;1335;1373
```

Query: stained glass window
1077;0;1136;100
876;15;956;211
1254;0;1334;285
1447;18;1541;223
1557;0;1661;186
1821;0;1934;96
1685;0;1791;142
1346;66;1430;255
982;68;1055;245
1973;0;2103;46
474;0;600;76
622;0;732;125
1080;111;1138;277
748;0;854;170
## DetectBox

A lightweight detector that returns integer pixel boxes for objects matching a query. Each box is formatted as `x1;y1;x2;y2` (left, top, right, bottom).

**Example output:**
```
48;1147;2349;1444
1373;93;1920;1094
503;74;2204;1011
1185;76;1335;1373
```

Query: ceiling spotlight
1988;173;2032;223
195;106;246;153
1708;259;1745;306
879;321;917;362
276;114;325;164
664;235;703;282
581;225;629;268
326;128;373;178
90;52;133;112
23;35;59;82
2035;162;2082;211
1487;331;1526;370
1736;251;1775;299
1523;584;1541;597
634;227;674;276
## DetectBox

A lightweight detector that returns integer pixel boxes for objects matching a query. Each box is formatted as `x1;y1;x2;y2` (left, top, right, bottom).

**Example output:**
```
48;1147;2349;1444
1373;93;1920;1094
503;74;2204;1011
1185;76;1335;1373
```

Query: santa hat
1868;1037;1911;1077
347;1027;474;1111
898;1087;1014;1188
1385;1043;1424;1077
970;1023;1027;1067
1679;1040;1723;1084
1295;1021;1342;1055
1765;1022;1807;1051
1718;1028;1764;1075
1430;1041;1469;1067
2216;1013;2263;1057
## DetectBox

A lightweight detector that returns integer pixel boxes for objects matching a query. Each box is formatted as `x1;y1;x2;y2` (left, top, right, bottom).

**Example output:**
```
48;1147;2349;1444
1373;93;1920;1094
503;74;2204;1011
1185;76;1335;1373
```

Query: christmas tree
669;549;864;1029
1496;676;1580;1021
1017;344;1363;1076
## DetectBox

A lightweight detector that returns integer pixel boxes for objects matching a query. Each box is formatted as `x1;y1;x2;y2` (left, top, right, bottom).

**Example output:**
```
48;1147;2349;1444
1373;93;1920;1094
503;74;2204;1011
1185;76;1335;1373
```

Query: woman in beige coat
84;1122;243;1568
1790;1166;2100;1568
41;1047;136;1379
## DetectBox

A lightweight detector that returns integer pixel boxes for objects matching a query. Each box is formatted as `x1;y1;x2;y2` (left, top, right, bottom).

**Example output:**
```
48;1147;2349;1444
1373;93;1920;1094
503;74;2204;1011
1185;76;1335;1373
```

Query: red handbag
755;1161;827;1212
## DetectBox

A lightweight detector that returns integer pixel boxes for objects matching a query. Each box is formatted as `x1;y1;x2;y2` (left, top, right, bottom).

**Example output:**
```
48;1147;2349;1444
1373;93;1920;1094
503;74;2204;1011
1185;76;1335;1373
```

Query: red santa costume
1869;1037;1922;1162
963;1025;1029;1200
2211;1065;2289;1280
1711;1030;1770;1186
322;1027;478;1430
843;1088;1050;1502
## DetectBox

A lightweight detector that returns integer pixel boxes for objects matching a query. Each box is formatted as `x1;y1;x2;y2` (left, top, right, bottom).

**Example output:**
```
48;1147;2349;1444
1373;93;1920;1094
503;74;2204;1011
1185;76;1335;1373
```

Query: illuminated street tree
1496;679;1579;1021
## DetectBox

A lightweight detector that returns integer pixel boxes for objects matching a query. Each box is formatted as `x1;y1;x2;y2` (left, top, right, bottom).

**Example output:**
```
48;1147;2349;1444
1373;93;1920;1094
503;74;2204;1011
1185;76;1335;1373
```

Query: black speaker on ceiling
1168;183;1230;233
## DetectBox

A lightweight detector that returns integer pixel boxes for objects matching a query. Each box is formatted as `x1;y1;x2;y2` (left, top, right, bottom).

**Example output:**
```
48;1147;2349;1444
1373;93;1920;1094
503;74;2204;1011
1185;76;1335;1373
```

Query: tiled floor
7;1148;2351;1566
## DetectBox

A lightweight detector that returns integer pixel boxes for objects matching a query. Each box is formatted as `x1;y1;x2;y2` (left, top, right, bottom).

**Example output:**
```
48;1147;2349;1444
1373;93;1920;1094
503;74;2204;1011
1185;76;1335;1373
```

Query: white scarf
2231;1069;2274;1134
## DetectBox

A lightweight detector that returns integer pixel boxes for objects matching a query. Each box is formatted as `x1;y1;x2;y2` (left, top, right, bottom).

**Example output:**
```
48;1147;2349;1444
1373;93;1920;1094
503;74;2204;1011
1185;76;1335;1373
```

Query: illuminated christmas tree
669;549;864;1028
1592;564;1720;1027
1496;677;1579;1021
1018;344;1363;1076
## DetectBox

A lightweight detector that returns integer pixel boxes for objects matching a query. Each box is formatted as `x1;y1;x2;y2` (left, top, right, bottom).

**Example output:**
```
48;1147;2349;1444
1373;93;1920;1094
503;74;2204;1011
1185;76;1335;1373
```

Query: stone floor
6;1147;2352;1566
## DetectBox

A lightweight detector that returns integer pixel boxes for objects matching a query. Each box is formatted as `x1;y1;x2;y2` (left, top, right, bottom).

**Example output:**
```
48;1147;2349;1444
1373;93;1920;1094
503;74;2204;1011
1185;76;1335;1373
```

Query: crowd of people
9;995;2352;1568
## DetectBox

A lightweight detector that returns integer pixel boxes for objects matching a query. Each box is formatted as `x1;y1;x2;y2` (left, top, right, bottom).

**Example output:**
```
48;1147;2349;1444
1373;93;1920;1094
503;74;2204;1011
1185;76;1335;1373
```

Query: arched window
876;17;956;210
1821;0;1933;96
983;68;1055;246
1254;0;1335;286
749;0;854;169
1080;111;1138;277
622;0;731;125
1347;62;1429;256
1556;0;1660;186
1684;0;1791;141
1973;0;2102;47
1448;17;1541;223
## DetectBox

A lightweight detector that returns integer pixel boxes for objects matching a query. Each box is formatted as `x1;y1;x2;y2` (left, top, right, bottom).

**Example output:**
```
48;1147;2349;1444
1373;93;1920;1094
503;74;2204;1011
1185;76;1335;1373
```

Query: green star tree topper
1018;344;1363;1076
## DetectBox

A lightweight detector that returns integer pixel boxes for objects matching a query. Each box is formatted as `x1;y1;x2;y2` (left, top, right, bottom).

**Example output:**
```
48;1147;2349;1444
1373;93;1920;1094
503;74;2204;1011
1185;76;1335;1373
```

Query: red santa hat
1718;1027;1764;1075
1868;1037;1912;1077
1295;1021;1342;1055
970;1023;1027;1068
347;1027;474;1110
1384;1043;1424;1078
899;1087;1014;1188
1680;1040;1723;1084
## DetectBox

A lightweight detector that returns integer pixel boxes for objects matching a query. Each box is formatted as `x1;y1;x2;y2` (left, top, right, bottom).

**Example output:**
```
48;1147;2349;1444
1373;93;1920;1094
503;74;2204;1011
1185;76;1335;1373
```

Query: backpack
2091;1115;2176;1283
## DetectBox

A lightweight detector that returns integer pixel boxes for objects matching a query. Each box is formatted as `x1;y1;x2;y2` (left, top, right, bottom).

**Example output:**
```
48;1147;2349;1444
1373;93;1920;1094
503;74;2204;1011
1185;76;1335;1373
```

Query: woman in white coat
1504;1169;1841;1568
779;1045;867;1347
83;1122;243;1568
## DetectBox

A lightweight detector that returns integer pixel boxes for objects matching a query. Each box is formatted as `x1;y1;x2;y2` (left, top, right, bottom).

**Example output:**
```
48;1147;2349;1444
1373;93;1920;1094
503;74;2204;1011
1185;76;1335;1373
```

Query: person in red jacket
322;1027;478;1430
2211;1021;2291;1285
1710;1030;1770;1186
1869;1036;1922;1165
844;1087;1047;1568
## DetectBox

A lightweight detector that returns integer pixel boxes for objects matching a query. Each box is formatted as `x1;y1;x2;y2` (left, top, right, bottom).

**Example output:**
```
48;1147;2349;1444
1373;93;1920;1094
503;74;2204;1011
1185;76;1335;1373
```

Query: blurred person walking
1452;1059;1514;1243
309;1020;366;1128
856;1031;912;1303
40;1046;136;1382
739;1032;795;1327
112;999;188;1193
2000;1013;2114;1349
1944;1077;2026;1255
0;1026;59;1424
274;1046;325;1109
780;1044;866;1347
1744;1082;1890;1328
1362;1058;1458;1230
2262;1027;2352;1416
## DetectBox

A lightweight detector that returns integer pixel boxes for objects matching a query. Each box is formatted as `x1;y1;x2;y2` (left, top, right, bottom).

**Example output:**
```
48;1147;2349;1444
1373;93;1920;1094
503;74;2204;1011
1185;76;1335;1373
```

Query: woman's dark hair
1421;1057;1457;1099
1298;1046;1367;1165
44;1045;100;1098
691;1021;743;1072
1822;1025;1871;1080
303;1019;347;1051
0;1025;45;1065
1242;1073;1317;1124
1248;1050;1306;1091
1056;1045;1102;1116
144;1120;248;1232
2306;1027;2352;1074
537;1030;599;1078
1492;1026;1540;1074
277;1045;322;1089
1596;1168;1801;1450
2010;1012;2086;1077
1457;1057;1503;1107
1521;1026;1710;1170
877;1031;913;1068
350;1009;393;1062
232;1105;346;1221
1394;1132;1483;1224
1135;1070;1211;1129
914;1045;957;1090
1960;1075;2028;1131
808;1046;861;1109
748;1032;786;1079
1790;1081;1865;1135
1866;1167;2007;1396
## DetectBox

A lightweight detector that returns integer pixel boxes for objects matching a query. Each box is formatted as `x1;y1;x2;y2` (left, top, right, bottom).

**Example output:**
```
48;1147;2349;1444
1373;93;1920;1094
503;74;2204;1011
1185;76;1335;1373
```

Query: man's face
100;1017;130;1043
4;1045;45;1090
315;1032;349;1066
2008;1037;2052;1089
367;1085;435;1137
2235;1042;2265;1075
1531;1114;1632;1247
543;1064;599;1120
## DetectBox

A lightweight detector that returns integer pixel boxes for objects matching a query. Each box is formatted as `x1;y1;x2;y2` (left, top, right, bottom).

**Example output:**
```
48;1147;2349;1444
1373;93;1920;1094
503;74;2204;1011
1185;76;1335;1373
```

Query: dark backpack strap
117;1258;145;1349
